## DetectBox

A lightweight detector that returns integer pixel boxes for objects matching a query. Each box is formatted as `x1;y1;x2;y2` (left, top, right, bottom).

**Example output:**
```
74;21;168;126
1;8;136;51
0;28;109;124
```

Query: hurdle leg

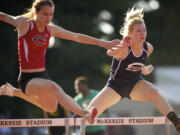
65;119;70;135
81;119;86;135
165;118;169;135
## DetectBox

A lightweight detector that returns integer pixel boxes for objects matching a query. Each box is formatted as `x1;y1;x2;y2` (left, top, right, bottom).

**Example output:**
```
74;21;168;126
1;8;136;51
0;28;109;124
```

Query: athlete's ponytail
22;0;54;19
120;6;144;36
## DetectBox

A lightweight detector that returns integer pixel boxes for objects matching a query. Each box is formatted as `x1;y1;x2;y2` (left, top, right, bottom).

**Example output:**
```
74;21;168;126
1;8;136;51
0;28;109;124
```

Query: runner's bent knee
39;96;57;113
147;88;161;102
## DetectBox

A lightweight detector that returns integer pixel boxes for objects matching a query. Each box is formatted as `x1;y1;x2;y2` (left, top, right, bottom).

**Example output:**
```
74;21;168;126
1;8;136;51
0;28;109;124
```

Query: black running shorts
18;70;50;93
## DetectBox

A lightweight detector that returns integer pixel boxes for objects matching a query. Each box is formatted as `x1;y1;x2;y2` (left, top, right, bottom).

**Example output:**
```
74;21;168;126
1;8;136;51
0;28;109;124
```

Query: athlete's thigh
87;86;121;116
25;78;58;96
130;80;156;101
25;78;58;111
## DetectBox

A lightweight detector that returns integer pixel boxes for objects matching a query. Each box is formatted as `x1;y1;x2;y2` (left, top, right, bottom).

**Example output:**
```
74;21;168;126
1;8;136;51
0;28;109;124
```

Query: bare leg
87;86;121;117
25;78;91;119
130;80;180;133
0;80;95;122
0;83;46;111
130;80;173;116
2;80;82;115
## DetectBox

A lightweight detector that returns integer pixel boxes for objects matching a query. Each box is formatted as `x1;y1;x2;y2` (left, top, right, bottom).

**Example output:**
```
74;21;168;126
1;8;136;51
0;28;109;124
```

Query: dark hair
75;76;88;85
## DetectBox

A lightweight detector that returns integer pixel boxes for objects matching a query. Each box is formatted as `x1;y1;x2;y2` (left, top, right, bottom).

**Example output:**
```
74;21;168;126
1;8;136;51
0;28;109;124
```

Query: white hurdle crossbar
0;117;170;135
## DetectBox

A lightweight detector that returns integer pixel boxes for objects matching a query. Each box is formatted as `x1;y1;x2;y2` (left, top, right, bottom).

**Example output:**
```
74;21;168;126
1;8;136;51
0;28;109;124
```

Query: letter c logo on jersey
126;62;145;72
32;35;47;46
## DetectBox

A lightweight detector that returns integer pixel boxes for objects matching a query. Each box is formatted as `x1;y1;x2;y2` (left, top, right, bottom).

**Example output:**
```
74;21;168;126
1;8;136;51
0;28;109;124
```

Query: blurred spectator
74;76;106;135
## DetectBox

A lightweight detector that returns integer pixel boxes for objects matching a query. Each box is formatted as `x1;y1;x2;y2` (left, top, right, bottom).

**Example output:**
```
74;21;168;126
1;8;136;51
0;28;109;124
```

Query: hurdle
0;116;170;135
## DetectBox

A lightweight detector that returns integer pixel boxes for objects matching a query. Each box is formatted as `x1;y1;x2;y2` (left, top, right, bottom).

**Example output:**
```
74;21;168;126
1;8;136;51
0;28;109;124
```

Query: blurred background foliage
0;0;180;118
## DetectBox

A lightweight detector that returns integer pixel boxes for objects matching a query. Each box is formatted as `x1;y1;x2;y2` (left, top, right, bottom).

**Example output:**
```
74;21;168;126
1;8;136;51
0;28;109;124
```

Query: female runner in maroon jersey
0;0;120;123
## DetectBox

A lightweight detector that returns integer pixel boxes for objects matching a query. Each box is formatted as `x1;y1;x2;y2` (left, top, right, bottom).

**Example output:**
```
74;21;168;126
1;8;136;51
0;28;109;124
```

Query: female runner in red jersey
0;0;120;123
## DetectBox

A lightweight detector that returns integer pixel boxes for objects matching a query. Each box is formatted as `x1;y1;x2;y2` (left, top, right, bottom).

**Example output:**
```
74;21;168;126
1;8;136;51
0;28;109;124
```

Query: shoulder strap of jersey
143;42;148;52
46;25;50;33
29;20;34;30
20;20;33;37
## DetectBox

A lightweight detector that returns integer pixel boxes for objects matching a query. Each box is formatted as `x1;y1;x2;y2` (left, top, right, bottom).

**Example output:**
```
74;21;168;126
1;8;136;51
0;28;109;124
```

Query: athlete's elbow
0;12;5;21
107;50;113;56
142;71;149;75
73;33;91;44
69;32;81;42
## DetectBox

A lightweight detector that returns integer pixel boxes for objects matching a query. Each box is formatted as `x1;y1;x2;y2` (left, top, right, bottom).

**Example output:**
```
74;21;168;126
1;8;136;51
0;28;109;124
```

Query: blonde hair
120;7;144;36
22;0;54;19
